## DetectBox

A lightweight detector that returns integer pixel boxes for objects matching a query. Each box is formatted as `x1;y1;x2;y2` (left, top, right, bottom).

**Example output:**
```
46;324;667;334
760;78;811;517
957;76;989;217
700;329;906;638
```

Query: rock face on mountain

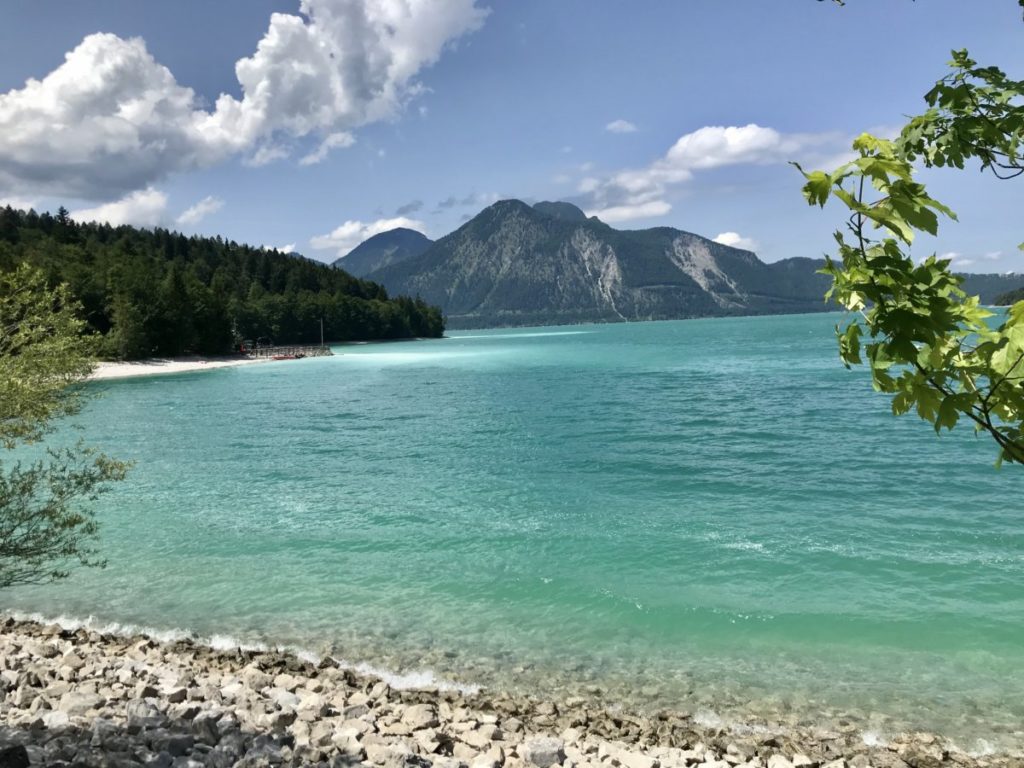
333;227;433;277
361;200;1021;328
365;200;832;327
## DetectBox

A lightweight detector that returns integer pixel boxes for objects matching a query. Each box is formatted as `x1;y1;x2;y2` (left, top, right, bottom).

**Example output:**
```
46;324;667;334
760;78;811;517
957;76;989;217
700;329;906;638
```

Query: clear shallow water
5;314;1023;750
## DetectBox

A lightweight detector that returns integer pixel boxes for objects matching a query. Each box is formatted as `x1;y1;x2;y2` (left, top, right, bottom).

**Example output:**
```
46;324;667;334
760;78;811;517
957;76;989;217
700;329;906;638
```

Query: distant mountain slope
532;200;589;222
332;227;433;277
366;200;839;328
359;200;1022;329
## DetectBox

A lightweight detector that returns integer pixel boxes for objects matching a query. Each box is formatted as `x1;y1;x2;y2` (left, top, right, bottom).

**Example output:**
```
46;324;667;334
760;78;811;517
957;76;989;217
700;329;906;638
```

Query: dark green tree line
0;207;444;359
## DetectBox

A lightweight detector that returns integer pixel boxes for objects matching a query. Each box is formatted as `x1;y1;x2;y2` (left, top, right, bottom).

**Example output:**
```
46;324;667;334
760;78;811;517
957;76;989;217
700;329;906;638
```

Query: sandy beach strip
90;356;270;381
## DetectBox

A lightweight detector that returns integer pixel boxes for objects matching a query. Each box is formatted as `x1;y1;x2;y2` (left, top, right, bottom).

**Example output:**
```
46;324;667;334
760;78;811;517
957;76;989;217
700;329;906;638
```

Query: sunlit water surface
6;315;1023;752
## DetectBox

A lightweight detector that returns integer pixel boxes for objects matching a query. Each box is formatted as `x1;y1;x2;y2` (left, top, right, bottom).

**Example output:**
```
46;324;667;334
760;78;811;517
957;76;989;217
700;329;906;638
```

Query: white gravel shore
0;618;1008;768
90;356;270;381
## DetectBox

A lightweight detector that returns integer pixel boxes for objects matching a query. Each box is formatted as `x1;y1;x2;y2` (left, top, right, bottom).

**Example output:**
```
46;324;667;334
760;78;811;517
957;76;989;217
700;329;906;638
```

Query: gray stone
882;752;918;768
126;698;162;720
146;752;174;768
57;690;104;716
520;737;566;768
165;687;188;704
41;710;70;730
403;704;439;729
0;745;29;768
272;673;301;692
472;745;507;768
619;752;660;768
192;712;222;745
342;703;370;719
25;642;59;659
60;653;86;670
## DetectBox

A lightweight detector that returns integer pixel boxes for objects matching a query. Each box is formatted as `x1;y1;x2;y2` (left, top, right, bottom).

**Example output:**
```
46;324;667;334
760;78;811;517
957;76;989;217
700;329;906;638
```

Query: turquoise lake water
5;313;1023;751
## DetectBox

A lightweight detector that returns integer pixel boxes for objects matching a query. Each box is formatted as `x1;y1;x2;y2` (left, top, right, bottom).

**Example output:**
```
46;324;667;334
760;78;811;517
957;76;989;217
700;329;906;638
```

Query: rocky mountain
332;227;433;277
361;200;1021;328
363;200;830;327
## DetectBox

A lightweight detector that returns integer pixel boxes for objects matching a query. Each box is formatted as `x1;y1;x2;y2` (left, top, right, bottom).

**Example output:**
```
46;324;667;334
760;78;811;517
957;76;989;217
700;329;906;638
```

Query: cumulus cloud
605;119;637;134
582;123;843;223
310;216;426;258
70;188;168;227
589;201;671;224
176;195;224;226
264;243;297;253
713;231;759;252
0;0;487;202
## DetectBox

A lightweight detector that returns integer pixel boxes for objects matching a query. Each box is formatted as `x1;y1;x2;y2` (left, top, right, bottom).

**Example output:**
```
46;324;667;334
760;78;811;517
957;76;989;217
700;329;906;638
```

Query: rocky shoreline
0;618;1015;768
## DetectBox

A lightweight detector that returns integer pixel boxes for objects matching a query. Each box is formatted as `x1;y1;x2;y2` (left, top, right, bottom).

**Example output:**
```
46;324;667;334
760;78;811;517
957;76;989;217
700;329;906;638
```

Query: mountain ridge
365;200;832;328
350;199;1020;330
332;227;433;277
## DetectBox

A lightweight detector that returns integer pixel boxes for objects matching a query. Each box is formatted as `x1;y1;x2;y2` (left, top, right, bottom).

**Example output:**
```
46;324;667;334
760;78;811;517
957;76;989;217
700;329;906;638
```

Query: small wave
693;709;724;728
4;610;479;696
968;739;997;758
861;731;886;748
334;658;481;695
722;541;766;553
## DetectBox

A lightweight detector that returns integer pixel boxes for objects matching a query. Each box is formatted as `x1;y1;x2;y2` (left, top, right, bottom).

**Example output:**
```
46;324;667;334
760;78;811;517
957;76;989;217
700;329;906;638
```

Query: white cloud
713;231;759;251
70;188;167;227
0;0;488;202
176;195;224;226
310;216;426;258
245;144;292;167
939;250;1006;268
0;196;37;211
605;119;637;134
586;201;671;224
264;243;297;253
299;131;355;165
582;123;843;223
939;251;974;266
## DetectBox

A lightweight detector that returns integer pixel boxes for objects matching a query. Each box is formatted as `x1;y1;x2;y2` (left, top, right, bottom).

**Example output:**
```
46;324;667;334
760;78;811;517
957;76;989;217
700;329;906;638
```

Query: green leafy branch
796;52;1024;465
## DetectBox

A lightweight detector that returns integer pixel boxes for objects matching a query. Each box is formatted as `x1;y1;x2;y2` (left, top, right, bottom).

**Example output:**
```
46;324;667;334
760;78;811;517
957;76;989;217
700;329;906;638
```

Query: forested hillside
0;207;444;359
994;285;1024;305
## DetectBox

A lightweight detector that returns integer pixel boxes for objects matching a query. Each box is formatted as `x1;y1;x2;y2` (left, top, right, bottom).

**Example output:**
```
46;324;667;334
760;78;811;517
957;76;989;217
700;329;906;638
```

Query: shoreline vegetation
0;617;1012;768
0;207;446;363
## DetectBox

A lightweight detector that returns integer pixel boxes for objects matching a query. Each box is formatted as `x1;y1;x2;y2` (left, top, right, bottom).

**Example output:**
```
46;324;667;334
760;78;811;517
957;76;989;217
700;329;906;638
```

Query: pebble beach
0;617;1013;768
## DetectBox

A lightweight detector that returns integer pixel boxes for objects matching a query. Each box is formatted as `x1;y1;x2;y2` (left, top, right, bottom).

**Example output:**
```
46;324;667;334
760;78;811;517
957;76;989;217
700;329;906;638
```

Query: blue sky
0;0;1021;271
